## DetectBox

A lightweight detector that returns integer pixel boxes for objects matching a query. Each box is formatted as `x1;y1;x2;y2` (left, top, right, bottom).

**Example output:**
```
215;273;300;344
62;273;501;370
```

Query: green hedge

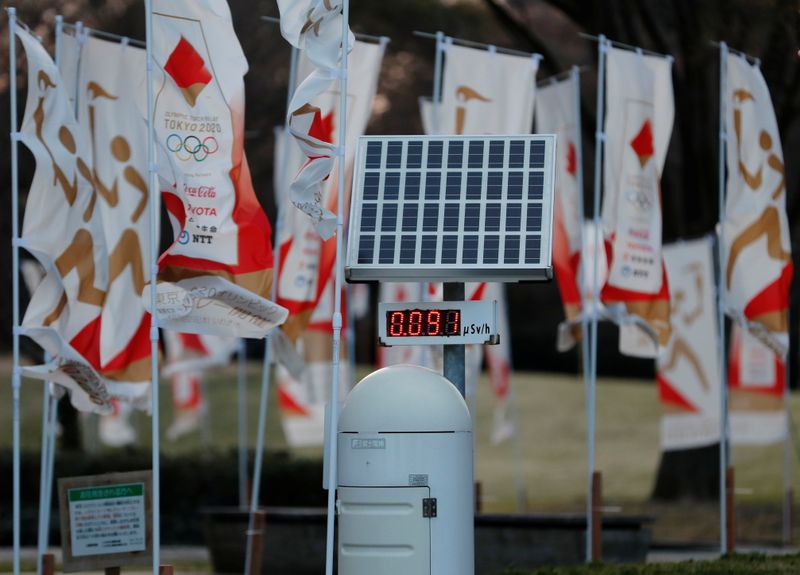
498;553;800;575
0;449;324;545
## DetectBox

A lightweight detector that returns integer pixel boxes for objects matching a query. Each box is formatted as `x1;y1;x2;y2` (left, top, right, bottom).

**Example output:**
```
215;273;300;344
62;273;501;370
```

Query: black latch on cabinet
422;497;437;518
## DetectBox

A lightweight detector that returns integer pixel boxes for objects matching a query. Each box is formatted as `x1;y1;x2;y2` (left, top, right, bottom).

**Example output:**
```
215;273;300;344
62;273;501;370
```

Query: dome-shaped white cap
339;365;472;433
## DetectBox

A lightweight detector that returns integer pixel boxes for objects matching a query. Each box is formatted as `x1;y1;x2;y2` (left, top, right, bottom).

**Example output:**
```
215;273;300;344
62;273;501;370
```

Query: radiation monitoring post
345;134;556;346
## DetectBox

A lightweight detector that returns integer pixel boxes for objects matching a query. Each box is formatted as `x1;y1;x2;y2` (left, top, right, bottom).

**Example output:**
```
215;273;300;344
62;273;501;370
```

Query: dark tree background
0;1;798;496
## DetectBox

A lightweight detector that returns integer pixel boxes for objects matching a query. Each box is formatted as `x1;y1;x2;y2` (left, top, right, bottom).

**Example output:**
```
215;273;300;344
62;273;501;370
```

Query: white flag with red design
724;54;792;357
729;325;786;445
59;34;153;398
276;330;351;448
278;0;354;238
162;329;236;438
16;27;115;413
657;239;721;451
469;282;515;445
276;39;385;344
440;43;538;135
162;330;238;377
535;74;584;350
434;42;537;442
149;0;287;338
601;47;674;358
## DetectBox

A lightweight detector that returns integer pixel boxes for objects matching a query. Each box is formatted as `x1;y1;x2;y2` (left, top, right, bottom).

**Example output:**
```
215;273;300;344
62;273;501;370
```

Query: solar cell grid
347;135;555;282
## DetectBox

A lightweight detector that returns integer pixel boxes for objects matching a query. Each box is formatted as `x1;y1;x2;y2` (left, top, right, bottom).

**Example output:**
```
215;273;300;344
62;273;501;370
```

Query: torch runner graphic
455;85;491;134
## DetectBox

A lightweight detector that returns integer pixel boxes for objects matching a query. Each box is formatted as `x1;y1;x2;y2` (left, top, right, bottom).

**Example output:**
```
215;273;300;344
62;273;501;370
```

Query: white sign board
68;482;146;556
58;471;152;572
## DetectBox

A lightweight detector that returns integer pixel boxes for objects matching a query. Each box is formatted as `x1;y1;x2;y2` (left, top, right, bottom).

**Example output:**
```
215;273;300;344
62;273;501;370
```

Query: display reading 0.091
386;309;461;338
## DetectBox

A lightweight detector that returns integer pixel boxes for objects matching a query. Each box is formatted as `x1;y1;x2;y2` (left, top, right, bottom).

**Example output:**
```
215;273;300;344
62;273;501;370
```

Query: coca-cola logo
184;183;216;198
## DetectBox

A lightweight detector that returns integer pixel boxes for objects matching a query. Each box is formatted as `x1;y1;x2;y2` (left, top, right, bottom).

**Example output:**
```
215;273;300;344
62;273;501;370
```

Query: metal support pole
431;31;445;135
238;338;248;509
243;42;298;575
36;381;51;575
587;34;607;565
243;341;273;575
572;63;592;488
717;41;730;556
323;4;351;573
144;3;161;573
443;283;466;396
8;8;22;575
43;394;58;547
591;471;603;561
346;284;356;391
783;364;792;545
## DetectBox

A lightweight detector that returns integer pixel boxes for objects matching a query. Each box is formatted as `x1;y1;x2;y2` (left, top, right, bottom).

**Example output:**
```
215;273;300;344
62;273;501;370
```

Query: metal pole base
726;466;735;554
591;471;602;562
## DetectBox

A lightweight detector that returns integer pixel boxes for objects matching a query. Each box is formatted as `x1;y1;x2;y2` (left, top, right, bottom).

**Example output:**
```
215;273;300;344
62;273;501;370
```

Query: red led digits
445;310;460;336
409;310;423;336
389;311;405;336
386;309;461;338
427;310;441;336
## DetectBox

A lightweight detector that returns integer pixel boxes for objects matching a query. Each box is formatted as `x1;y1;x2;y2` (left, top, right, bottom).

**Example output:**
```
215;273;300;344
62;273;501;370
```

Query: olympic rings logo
166;134;219;162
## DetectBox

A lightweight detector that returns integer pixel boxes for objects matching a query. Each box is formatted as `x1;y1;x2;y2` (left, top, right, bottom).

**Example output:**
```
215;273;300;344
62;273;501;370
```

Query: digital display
386;309;461;338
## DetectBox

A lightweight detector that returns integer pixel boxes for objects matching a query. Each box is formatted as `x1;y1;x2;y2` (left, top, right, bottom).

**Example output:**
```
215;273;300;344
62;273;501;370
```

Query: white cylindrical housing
337;365;474;575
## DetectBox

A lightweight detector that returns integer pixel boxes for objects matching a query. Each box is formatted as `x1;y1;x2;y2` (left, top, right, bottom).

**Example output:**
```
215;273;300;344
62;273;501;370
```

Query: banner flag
475;282;515;445
440;43;538;135
276;363;326;448
62;36;154;395
162;329;235;439
601;47;674;358
16;27;115;413
277;331;351;448
276;39;385;343
277;0;354;238
724;54;792;356
435;42;537;441
99;399;137;447
150;0;287;338
657;239;721;451
536;74;583;348
729;324;786;445
162;330;238;378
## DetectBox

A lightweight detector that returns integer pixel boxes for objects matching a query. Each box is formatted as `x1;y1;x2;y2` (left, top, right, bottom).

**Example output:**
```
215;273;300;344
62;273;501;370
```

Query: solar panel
345;135;556;283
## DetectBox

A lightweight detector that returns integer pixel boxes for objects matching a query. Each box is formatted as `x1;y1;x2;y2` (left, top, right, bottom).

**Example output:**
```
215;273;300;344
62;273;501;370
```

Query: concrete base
202;507;651;574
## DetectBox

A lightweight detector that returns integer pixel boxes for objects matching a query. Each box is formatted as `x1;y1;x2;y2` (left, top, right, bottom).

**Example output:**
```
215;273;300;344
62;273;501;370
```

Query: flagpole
237;338;248;508
7;8;22;575
572;63;595;550
784;362;792;545
717;41;730;556
587;35;607;564
243;43;298;575
144;2;162;573
37;377;50;575
36;22;65;569
431;30;444;135
324;1;350;572
43;392;58;549
572;63;590;437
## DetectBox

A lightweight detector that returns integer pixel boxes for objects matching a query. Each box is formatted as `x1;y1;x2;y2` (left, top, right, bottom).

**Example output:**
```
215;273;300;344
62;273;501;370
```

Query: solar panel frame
346;134;556;283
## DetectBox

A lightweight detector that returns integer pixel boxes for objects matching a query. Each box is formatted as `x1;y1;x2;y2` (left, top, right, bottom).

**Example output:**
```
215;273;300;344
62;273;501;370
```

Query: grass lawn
1;358;799;545
499;553;800;574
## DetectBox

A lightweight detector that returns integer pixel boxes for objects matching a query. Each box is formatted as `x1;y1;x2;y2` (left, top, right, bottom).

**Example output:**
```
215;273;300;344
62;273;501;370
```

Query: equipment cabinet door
338;486;431;575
